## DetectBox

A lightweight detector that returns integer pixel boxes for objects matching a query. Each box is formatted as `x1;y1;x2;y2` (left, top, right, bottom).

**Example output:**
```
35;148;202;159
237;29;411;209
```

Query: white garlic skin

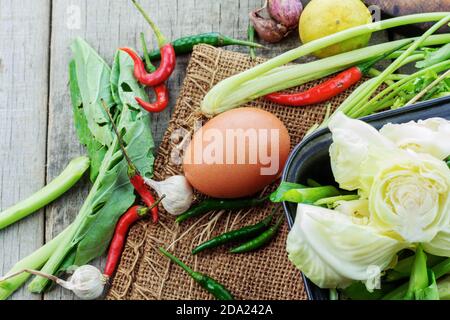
145;175;194;215
58;265;106;300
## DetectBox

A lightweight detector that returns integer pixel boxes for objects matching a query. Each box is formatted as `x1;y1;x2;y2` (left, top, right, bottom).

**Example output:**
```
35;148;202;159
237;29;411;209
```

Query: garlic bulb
0;265;107;300
57;265;107;300
144;175;194;215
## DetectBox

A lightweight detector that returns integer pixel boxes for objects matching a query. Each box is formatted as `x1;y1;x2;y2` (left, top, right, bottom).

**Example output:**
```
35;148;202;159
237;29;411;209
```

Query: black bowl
282;96;450;300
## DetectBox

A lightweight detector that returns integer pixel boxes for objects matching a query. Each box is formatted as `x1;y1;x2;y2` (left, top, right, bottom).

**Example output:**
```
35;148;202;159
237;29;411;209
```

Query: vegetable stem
159;247;195;277
247;24;257;60
131;0;167;47
140;32;155;72
28;127;123;292
0;156;89;230
0;226;71;300
405;245;428;299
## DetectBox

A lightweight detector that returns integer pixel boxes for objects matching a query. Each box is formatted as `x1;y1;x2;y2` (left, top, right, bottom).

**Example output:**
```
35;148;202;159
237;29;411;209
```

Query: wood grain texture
0;0;50;300
1;0;389;299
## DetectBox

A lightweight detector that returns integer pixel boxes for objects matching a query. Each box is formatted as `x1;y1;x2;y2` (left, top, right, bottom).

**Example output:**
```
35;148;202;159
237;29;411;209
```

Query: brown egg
183;107;291;198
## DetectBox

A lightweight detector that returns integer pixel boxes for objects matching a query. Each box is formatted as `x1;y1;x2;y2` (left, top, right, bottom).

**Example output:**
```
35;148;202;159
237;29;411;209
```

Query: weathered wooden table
0;0;389;300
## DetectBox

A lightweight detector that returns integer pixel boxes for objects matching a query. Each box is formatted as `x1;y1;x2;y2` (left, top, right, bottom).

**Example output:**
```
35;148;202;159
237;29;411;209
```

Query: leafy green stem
0;157;89;230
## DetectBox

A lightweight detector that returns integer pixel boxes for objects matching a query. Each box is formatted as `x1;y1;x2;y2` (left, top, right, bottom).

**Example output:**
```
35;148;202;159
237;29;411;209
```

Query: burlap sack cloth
107;44;355;300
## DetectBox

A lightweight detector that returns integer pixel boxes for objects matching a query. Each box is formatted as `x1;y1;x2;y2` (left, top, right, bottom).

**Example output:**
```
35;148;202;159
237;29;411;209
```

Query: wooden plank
0;0;50;300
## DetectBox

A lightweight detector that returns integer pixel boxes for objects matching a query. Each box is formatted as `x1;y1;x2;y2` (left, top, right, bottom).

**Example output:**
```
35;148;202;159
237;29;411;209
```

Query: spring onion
201;13;450;115
331;14;450;121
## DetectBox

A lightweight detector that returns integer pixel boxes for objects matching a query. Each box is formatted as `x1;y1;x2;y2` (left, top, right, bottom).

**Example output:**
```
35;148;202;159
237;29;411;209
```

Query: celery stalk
0;156;89;230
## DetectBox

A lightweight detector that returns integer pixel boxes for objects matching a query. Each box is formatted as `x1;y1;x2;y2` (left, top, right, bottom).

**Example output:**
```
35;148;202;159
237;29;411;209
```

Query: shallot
267;0;303;30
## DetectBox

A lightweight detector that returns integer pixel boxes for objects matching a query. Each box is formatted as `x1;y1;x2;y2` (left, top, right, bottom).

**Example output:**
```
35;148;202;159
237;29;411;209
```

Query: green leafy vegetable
27;38;155;293
385;253;445;282
390;71;450;109
69;60;107;181
70;37;115;147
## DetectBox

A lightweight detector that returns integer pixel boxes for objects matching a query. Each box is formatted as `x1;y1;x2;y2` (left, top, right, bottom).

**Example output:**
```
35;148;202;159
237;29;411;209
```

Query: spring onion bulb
201;13;450;115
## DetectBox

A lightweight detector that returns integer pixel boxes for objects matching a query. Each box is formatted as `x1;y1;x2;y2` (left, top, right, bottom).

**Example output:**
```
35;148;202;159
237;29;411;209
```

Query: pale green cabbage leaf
286;204;407;289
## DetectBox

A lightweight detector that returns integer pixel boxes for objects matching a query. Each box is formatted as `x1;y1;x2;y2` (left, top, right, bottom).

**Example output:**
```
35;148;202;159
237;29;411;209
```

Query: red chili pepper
123;0;176;87
135;33;170;113
103;205;149;278
120;46;175;87
129;169;158;223
265;68;362;106
103;196;164;279
265;42;412;107
135;83;169;112
101;100;159;223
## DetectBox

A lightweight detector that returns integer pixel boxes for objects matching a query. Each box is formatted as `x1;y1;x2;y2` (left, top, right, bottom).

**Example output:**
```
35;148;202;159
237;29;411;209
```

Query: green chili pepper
146;32;264;60
159;247;234;300
176;196;268;224
192;214;273;255
230;215;284;254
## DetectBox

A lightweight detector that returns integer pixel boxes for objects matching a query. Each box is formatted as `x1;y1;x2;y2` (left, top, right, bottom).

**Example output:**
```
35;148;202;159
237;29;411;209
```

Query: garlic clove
144;175;194;216
57;265;107;300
